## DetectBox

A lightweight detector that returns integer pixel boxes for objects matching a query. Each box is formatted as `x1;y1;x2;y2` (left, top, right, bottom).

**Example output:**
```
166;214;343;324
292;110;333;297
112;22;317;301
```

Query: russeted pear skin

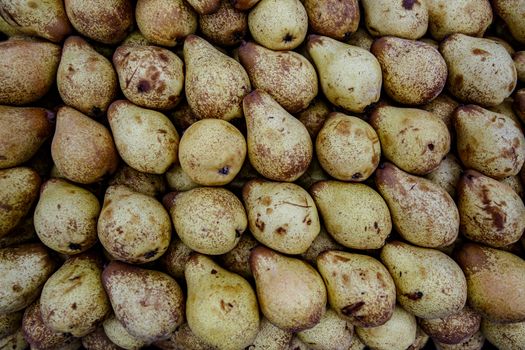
0;311;23;338
232;0;260;11
34;179;100;255
0;244;55;314
108;100;179;174
492;0;525;44
421;93;459;135
64;0;133;44
242;179;320;254
310;181;391;250
238;41;317;113
440;34;517;106
303;0;359;41
57;36;117;118
51;106;118;184
219;233;258;279
0;328;27;350
375;163;459;248
296;98;331;138
456;243;525;323
370;105;451;175
454;105;525;179
425;154;463;198
136;0;197;47
82;326;123;350
317;251;396;328
159;237;193;280
0;106;52;169
315;113;380;181
250;246;327;332
297;309;353;350
186;0;220;14
457;170;525;248
356;305;417;350
243;90;312;181
153;322;214;350
0;39;61;105
113;45;184;110
40;254;110;337
109;165;167;197
481;318;525;350
248;317;292;350
346;27;374;51
103;314;146;350
419;306;481;345
185;254;259;350
102;261;185;343
184;35;250;120
307;35;382;113
0;167;40;238
300;226;344;267
165;187;246;255
381;241;467;319
199;0;247;46
98;185;171;264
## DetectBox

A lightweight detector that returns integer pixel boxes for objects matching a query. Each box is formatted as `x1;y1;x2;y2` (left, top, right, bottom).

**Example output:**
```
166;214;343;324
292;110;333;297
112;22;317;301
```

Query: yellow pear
199;0;247;46
492;0;525;44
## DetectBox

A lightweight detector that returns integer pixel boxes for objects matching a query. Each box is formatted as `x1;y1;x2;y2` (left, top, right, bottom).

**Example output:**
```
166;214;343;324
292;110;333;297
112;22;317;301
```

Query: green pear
185;254;259;350
297;309;354;350
419;306;481;345
303;0;359;41
184;35;251;120
199;0;247;46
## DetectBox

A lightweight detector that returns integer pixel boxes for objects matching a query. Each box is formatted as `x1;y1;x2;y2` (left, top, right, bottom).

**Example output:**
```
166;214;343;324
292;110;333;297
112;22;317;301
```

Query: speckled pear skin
199;0;247;46
231;0;260;11
425;154;463;198
186;0;221;14
481;318;525;349
303;0;359;41
297;308;353;350
0;310;23;339
152;322;214;350
249;317;292;350
492;0;525;44
419;306;481;345
82;326;124;350
103;314;146;350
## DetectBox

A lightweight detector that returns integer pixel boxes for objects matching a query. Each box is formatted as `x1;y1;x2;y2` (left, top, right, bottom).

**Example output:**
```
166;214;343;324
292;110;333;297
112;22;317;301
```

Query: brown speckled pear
51;106;118;184
306;35;382;113
0;311;23;338
98;185;171;264
164;187;246;255
296;98;331;138
481;318;525;349
296;157;330;191
243;90;312;181
108;100;179;175
249;317;292;350
346;28;374;51
64;0;133;44
0;244;55;314
421;93;459;135
40;254;110;337
113;45;184;111
200;0;247;46
57;36;117;118
103;315;146;350
242;179;320;254
159;237;194;280
109;165;167;197
231;0;260;10
370;106;450;175
186;0;220;14
185;254;259;350
492;0;525;44
219;233;258;279
250;246;327;332
0;106;52;169
165;163;199;192
102;261;184;343
238;41;317;113
0;38;60;105
82;326;123;350
419;306;481;345
184;35;251;120
297;309;353;350
381;241;467;319
501;175;524;198
0;328;26;349
425;154;463;198
515;51;525;82
316;251;396;328
0;167;40;238
123;31;152;46
153;323;214;350
304;0;359;41
300;227;344;266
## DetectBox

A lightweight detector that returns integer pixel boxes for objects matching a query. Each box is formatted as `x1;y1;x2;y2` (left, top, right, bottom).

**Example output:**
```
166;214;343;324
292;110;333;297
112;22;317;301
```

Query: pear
243;90;312;181
0;311;22;338
454;105;525;179
296;98;331;138
457;170;525;248
0;167;40;238
481;318;525;350
501;175;524;198
515;51;525;82
123;30;152;46
0;38;60;105
51;107;118;184
370;105;450;175
159;237;193;280
489;97;521;123
40;253;110;337
238;41;317;113
249;317;292;350
422;93;459;136
381;241;467;319
184;35;251;120
0;106;52;169
317;251;396;328
153;323;214;350
219;232;258;279
57;36;117;117
165;162;199;192
109;165;167;197
297;308;353;350
456;243;525;322
419;306;481;345
64;0;133;44
300;226;344;267
492;0;525;44
102;261;185;343
103;314;146;350
82;326;123;350
348;335;366;350
411;328;431;350
186;0;220;14
346;27;374;51
113;45;184;110
248;0;307;51
289;336;311;350
310;181;391;250
303;0;359;41
185;254;259;350
0;216;37;250
34;179;100;255
98;185;171;264
306;35;382;113
425;154;463;198
296;157;330;192
250;246;327;332
200;0;247;46
242;179;319;254
136;0;197;47
356;305;417;350
164;187;246;255
516;89;525;123
108;100;179;174
232;0;260;11
0;244;55;314
0;328;27;350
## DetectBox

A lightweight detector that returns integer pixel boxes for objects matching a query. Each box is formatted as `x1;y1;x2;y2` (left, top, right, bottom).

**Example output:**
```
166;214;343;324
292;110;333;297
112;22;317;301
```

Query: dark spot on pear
428;143;434;151
405;291;424;300
68;243;82;250
283;34;294;43
218;167;230;175
211;269;218;274
341;301;365;316
137;80;151;93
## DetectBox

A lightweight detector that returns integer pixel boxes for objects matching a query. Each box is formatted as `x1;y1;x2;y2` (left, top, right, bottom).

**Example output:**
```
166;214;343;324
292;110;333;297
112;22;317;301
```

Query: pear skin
303;0;359;41
199;0;247;46
186;0;221;14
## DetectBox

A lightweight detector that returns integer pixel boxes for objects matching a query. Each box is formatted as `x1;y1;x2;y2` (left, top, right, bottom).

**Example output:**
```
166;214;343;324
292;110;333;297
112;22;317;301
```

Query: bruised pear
317;251;396;328
297;308;353;350
199;0;247;46
103;314;146;350
250;246;327;332
243;90;312;181
303;0;359;41
420;306;481;345
375;163;459;248
185;254;259;350
102;261;185;343
381;241;467;319
248;317;292;350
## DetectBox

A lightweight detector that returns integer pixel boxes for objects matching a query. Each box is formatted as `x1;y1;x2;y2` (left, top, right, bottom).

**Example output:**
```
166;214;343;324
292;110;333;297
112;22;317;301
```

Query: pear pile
1;0;525;350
